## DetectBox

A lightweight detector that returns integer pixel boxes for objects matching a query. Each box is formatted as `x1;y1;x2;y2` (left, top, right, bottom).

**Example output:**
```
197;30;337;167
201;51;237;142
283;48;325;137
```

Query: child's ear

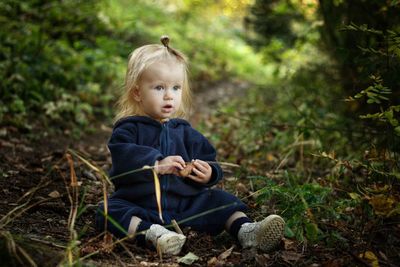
132;86;141;102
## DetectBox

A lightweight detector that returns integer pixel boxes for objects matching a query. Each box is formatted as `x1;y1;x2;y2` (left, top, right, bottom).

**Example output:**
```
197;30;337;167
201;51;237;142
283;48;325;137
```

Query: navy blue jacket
108;116;223;203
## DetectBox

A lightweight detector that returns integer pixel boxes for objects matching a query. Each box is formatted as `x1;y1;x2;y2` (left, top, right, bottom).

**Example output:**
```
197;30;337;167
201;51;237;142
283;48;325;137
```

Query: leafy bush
0;0;121;128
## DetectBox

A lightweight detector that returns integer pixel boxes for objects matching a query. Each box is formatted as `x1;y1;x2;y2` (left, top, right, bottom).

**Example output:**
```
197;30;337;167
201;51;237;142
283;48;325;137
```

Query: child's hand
155;156;185;175
187;159;212;184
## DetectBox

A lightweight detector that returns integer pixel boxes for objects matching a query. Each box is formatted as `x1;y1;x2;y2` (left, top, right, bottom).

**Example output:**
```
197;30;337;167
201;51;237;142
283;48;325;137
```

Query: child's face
135;59;184;120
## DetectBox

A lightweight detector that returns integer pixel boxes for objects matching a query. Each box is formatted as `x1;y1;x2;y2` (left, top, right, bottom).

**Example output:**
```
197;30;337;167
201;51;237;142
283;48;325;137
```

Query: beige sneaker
145;224;186;255
238;215;285;252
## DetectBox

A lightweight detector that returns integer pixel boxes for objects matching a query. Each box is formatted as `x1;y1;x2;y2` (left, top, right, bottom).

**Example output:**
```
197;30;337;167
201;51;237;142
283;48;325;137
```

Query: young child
96;36;285;256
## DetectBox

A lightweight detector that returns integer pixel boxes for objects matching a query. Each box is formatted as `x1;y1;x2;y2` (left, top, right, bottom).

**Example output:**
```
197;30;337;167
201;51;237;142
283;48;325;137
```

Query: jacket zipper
160;122;169;222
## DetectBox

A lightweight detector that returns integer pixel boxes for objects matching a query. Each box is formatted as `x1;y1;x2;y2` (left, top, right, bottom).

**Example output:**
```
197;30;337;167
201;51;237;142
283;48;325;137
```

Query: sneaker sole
256;215;285;252
157;233;186;256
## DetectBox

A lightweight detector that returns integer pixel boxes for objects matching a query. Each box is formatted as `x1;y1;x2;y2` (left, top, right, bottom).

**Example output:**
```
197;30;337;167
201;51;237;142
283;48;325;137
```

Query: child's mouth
162;105;173;112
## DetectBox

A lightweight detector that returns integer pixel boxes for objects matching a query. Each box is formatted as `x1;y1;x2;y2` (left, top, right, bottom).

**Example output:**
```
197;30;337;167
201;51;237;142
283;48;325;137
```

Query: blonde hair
115;36;192;122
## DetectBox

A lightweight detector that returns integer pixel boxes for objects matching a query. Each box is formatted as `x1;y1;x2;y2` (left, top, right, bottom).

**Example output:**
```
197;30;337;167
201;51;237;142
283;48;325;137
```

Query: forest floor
0;80;399;266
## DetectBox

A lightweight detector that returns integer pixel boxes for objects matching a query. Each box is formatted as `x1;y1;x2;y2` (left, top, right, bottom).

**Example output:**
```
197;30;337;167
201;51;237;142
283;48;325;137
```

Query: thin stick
119;241;138;264
111;251;127;267
0;198;53;227
109;160;239;181
66;153;79;234
28;237;67;249
16;246;37;267
67;149;112;186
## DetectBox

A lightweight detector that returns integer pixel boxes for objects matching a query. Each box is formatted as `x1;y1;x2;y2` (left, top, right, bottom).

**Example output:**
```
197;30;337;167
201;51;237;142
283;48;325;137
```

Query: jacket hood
114;116;190;129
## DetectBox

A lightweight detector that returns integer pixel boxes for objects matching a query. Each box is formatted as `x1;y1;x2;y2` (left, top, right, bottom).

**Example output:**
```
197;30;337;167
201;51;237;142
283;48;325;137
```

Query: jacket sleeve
185;127;223;187
108;124;163;188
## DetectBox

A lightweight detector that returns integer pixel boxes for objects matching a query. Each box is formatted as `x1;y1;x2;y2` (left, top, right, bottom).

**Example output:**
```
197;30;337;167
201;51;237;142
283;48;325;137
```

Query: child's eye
173;85;181;90
154;85;164;90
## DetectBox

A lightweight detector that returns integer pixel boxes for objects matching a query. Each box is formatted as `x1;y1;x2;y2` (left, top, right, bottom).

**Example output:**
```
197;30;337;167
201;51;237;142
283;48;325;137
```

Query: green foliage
347;75;400;136
317;0;400;96
251;176;368;246
101;0;269;83
200;1;400;250
353;75;391;105
1;0;270;132
0;0;121;129
244;0;305;49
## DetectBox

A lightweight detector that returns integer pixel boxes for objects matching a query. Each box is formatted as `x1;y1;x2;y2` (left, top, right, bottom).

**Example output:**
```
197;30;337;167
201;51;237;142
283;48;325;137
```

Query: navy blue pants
96;189;248;239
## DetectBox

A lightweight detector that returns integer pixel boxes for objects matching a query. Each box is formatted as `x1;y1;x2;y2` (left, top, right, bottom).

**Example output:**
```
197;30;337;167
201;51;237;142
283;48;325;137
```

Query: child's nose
164;89;173;99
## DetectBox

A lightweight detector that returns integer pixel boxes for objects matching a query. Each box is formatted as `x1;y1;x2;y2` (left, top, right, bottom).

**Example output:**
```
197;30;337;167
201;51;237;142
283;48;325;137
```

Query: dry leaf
207;257;219;267
359;251;379;267
369;194;396;217
281;251;302;263
48;190;60;198
178;252;199;265
283;238;296;250
179;163;194;177
266;153;277;162
207;246;234;266
255;254;270;265
323;258;342;267
236;183;249;194
101;232;114;253
217;246;234;261
348;192;361;201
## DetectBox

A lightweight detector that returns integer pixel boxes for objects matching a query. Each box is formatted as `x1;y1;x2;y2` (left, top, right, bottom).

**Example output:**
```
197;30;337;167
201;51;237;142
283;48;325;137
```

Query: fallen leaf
266;153;277;162
207;246;234;266
178;252;199;265
359;251;379;267
217;245;234;261
281;251;302;263
48;190;60;198
322;258;341;267
283;238;295;250
348;192;361;201
236;183;249;194
207;257;218;267
255;254;270;265
369;194;396;217
0;128;7;137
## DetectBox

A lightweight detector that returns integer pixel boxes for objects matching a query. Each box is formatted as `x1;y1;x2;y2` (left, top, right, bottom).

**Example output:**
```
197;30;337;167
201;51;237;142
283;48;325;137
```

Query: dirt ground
1;81;399;266
0;123;331;267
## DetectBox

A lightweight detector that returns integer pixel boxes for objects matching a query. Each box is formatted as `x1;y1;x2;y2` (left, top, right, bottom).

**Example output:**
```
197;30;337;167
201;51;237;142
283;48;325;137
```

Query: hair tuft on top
160;35;170;48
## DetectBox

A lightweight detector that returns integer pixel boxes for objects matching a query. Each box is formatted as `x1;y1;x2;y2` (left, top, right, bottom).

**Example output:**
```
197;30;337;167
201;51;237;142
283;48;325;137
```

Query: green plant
347;75;400;136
